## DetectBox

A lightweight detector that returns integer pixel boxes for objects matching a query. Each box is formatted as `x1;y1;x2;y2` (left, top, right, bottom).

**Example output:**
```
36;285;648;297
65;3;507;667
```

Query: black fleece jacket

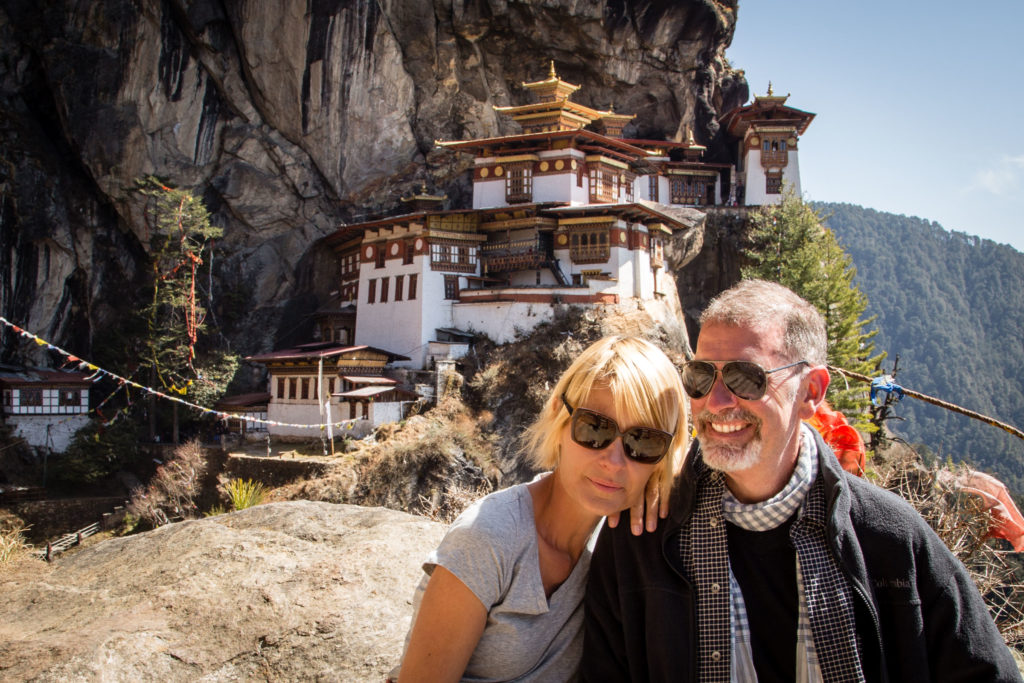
582;431;1022;682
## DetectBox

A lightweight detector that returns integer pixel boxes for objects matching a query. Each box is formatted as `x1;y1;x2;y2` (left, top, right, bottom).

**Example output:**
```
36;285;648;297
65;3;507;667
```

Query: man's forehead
695;320;786;358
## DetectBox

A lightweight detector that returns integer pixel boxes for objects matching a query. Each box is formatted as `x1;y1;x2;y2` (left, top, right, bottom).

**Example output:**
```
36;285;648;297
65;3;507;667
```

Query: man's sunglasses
561;394;673;465
681;360;809;401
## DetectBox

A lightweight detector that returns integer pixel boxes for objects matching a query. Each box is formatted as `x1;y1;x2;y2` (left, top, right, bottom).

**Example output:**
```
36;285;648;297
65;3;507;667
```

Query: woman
397;336;688;682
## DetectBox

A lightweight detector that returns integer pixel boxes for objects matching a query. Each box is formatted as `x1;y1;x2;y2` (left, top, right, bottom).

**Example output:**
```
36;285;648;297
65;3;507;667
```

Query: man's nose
704;372;739;411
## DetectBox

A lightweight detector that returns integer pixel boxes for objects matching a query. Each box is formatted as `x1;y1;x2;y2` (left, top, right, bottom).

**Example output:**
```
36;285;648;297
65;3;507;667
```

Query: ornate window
277;378;286;399
588;166;617;202
403;239;415;265
59;389;79;406
340;251;359;281
444;275;459;300
505;163;533;203
569;229;610;264
20;388;42;407
766;172;783;195
648;175;659;202
430;241;477;272
761;137;788;166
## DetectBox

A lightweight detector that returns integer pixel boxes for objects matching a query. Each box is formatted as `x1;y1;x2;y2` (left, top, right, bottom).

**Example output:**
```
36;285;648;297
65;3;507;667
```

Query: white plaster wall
266;401;325;438
453;301;555;343
472;179;508;209
742;149;768;205
9;414;90;452
782;153;801;197
533;173;575;203
355;257;432;368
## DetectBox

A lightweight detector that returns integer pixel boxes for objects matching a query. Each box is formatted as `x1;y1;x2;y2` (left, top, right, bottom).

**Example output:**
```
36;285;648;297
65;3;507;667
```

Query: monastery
240;67;814;436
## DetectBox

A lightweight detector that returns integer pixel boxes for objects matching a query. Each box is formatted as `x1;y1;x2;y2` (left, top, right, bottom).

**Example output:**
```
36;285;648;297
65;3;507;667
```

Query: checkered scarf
681;425;865;683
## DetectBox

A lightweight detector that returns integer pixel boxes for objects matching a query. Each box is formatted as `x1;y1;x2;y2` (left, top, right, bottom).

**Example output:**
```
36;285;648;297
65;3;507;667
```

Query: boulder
0;501;445;681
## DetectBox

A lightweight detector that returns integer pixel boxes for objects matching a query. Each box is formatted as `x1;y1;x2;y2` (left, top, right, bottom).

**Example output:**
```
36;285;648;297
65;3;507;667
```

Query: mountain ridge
816;201;1024;497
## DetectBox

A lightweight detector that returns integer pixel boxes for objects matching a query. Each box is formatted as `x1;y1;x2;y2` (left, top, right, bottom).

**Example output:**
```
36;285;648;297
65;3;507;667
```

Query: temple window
300;378;310;400
403;239;415;265
766;172;783;194
367;278;377;304
648;175;659;202
340;251;359;280
670;177;702;205
408;273;418;300
505;163;533;203
381;277;390;303
289;378;298;399
277;378;285;399
444;275;459;300
20;388;42;407
375;247;386;268
395;274;404;301
569;228;611;264
59;389;79;407
430;241;477;272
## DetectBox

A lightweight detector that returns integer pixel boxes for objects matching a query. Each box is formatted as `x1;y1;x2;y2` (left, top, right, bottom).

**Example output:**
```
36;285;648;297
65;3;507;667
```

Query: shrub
222;478;267;511
127;440;207;526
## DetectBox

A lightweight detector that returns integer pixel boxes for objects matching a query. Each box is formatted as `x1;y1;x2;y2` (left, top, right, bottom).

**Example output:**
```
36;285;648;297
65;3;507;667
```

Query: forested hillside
817;203;1024;497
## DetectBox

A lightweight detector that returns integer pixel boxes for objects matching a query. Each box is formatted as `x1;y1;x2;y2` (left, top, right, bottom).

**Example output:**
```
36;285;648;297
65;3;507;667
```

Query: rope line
829;365;1024;443
0;316;359;431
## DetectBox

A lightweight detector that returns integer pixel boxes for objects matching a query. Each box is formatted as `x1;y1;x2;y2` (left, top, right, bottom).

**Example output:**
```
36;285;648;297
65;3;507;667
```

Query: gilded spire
767;81;773;96
548;60;557;79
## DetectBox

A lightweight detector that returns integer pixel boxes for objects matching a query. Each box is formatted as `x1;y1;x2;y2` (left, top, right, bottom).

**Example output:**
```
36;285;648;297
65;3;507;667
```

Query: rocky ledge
0;501;445;681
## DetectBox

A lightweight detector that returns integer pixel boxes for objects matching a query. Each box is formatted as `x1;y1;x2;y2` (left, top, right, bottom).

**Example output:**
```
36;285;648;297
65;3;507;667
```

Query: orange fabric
955;470;1024;552
807;401;867;477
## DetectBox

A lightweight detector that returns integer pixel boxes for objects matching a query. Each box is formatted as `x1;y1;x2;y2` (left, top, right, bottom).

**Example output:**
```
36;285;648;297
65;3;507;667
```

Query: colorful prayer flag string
0;316;359;431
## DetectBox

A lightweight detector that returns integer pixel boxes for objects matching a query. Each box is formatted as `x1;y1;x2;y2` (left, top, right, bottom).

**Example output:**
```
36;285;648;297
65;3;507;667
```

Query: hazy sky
727;0;1024;251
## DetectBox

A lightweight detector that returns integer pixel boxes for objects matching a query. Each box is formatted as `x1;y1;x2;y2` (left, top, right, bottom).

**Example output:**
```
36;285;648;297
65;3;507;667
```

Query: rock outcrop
0;0;746;361
0;501;445;681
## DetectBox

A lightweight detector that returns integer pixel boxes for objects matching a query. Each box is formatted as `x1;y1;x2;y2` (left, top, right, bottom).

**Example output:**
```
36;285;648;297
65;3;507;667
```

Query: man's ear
796;366;831;419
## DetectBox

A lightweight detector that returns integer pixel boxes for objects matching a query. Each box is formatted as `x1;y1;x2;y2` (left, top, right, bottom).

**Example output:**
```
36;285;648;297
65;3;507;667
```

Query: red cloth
947;470;1024;552
807;401;867;476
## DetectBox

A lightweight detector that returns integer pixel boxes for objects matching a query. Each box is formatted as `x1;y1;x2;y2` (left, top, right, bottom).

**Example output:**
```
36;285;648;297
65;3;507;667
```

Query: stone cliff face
0;0;745;362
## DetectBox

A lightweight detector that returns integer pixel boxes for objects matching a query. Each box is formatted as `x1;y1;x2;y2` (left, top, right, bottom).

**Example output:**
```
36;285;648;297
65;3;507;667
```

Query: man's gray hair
699;279;827;366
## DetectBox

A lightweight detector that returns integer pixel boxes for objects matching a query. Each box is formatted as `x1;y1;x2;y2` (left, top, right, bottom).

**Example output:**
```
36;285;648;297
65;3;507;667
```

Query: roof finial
767;81;774;96
549;60;557;79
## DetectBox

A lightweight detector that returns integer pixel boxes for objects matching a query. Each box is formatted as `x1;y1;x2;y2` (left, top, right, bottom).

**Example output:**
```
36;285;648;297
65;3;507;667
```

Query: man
582;279;1020;682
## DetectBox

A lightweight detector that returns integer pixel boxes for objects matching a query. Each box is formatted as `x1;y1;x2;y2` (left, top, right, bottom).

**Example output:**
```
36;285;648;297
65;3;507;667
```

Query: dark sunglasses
681;360;808;400
561;394;673;465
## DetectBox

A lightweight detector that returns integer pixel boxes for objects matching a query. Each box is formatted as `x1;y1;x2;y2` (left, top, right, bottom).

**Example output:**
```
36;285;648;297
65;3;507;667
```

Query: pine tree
742;190;883;431
135;177;238;441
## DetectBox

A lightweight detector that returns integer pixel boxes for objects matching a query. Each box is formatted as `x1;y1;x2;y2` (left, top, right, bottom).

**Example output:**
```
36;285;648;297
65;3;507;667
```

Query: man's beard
695;408;764;473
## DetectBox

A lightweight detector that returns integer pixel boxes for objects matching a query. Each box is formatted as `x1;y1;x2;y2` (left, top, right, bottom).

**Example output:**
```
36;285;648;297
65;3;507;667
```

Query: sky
727;0;1024;251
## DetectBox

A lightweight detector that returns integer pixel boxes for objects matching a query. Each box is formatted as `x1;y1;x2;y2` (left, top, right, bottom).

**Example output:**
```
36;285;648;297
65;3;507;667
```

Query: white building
244;342;416;440
0;367;92;452
720;83;815;206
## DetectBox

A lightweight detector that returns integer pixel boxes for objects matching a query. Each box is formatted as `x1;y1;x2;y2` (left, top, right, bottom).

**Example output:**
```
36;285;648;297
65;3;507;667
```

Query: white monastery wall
472;179;507;209
9;414;90;452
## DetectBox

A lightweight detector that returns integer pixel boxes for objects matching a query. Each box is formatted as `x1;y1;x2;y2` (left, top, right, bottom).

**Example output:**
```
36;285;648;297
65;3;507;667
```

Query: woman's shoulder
448;480;534;543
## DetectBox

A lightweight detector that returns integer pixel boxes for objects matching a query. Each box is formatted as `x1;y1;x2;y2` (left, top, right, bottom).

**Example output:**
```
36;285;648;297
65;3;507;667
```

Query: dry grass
870;450;1024;649
0;521;35;569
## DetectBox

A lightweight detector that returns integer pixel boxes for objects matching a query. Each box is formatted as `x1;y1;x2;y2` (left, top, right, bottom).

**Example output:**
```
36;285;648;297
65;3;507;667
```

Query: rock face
0;0;745;361
0;501;446;681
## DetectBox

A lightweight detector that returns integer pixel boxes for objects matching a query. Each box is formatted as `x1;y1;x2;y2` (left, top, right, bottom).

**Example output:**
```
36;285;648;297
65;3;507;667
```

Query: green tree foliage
133;177;239;436
816;202;1024;498
742;191;882;430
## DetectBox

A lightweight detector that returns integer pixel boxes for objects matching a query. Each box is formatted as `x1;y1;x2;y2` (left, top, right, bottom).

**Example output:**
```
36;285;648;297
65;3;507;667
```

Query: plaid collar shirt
681;425;865;683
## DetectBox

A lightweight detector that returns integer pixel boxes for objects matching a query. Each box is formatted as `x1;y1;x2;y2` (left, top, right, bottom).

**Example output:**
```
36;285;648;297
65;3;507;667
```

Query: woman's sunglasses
561;394;673;465
681;360;808;401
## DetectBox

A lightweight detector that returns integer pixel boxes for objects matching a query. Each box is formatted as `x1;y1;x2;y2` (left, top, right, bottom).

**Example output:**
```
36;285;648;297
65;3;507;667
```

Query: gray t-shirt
406;477;601;682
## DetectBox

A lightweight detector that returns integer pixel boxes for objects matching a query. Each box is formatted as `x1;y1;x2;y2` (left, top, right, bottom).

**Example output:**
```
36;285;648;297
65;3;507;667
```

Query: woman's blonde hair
523;335;688;500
